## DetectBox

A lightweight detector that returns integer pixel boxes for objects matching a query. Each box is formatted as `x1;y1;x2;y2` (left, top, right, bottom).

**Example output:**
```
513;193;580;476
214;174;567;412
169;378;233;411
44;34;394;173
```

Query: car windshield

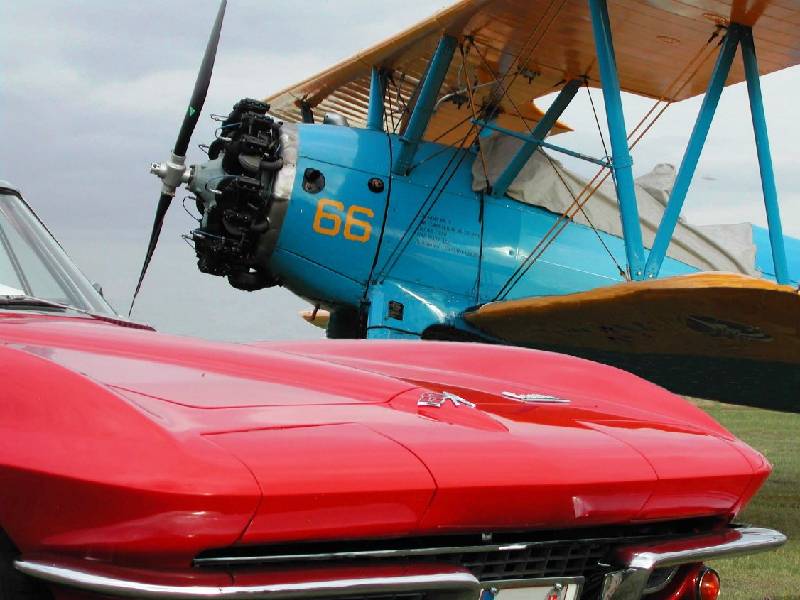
0;188;115;316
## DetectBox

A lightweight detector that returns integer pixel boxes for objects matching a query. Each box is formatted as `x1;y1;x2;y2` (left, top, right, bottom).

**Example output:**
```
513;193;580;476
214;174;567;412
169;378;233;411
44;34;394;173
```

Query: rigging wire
584;77;612;180
437;115;473;140
479;0;567;113
492;33;722;300
540;150;627;278
412;6;566;176
382;77;392;132
369;0;571;282
409;112;475;169
374;124;478;282
488;33;721;298
368;0;720;297
400;20;565;290
468;40;628;284
365;128;395;291
434;0;566;150
384;74;399;132
399;0;565;175
462;2;626;286
392;72;417;134
461;43;492;191
476;190;486;302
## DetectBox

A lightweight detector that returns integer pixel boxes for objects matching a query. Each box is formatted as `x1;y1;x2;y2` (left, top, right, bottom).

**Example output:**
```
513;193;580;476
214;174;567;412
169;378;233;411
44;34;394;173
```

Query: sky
1;1;797;341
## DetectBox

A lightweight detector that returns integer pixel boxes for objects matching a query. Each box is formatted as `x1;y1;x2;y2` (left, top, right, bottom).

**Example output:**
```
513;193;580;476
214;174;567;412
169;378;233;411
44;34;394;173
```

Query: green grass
691;399;800;600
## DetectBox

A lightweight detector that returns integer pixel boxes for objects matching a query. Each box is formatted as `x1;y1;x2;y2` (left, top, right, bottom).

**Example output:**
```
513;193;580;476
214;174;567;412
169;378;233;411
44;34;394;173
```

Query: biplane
135;0;800;409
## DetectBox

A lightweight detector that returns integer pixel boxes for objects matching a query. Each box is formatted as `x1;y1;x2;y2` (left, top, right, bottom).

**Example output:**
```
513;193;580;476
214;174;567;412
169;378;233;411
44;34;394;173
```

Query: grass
690;399;800;600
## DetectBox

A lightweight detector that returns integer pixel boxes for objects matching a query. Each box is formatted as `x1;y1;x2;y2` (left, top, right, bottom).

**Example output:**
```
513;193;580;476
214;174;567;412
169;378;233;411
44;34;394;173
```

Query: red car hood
0;315;769;546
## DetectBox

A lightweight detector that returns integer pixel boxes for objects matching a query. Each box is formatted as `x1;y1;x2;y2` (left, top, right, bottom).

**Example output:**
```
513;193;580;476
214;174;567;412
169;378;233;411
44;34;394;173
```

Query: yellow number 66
313;199;374;243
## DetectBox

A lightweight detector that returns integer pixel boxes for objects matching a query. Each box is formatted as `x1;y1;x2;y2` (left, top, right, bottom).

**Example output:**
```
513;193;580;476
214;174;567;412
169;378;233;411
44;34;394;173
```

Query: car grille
385;540;612;598
195;518;723;600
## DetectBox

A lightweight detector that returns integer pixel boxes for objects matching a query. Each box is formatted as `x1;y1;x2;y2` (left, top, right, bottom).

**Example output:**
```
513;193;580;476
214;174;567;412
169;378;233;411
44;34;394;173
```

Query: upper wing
266;0;800;145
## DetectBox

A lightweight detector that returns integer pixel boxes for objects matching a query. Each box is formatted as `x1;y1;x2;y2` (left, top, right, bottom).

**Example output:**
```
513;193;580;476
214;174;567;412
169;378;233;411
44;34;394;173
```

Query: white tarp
472;133;757;275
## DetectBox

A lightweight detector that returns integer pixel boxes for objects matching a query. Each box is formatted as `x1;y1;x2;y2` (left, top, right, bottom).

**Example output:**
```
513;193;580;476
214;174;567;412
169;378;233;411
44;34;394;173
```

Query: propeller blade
128;192;173;316
173;0;227;158
130;0;228;315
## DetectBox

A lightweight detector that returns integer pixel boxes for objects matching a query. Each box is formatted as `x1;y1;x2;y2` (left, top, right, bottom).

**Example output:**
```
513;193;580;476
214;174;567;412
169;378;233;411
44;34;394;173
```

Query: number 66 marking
312;199;374;243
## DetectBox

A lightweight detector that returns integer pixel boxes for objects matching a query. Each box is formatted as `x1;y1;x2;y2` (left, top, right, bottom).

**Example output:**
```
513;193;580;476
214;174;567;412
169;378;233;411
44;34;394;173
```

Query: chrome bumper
601;526;786;599
15;527;785;600
13;562;482;600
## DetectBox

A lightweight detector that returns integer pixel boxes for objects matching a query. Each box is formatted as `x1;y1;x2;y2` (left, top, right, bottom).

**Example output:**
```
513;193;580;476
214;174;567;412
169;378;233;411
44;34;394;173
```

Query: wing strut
492;78;583;197
643;28;740;279
367;67;387;132
392;35;458;175
588;0;645;280
643;24;789;284
741;28;789;285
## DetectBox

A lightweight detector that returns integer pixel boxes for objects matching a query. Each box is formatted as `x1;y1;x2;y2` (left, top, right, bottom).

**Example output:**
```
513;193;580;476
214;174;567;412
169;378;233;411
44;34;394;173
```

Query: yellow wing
464;272;800;408
266;0;800;146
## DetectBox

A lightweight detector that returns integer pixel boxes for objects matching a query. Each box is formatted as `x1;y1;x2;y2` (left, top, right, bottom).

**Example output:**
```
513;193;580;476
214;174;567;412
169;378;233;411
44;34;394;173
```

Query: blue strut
643;27;741;279
392;36;458;175
493;78;583;197
367;67;386;132
588;0;645;279
474;120;611;168
741;28;789;284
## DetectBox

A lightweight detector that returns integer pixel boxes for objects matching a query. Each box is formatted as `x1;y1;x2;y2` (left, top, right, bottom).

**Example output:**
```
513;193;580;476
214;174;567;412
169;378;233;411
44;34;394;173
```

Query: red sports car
0;181;786;600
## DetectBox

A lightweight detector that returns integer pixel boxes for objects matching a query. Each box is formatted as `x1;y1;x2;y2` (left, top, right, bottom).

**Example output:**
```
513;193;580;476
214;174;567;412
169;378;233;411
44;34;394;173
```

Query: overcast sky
1;1;797;340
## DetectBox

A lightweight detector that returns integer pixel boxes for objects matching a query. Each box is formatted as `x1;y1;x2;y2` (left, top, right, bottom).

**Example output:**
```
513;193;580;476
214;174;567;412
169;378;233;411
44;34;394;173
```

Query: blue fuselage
268;124;786;339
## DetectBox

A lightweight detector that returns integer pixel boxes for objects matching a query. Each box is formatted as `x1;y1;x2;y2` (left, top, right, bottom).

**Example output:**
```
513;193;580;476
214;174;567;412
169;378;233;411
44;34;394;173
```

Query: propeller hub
150;153;192;196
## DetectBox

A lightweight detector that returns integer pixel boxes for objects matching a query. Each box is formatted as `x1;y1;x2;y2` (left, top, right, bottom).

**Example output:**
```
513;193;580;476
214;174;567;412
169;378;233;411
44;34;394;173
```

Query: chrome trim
489;577;583;589
417;392;475;409
15;560;480;600
19;527;782;600
193;537;621;566
601;527;786;600
640;567;678;595
621;526;786;570
488;577;584;600
501;392;570;404
600;570;650;600
194;526;781;567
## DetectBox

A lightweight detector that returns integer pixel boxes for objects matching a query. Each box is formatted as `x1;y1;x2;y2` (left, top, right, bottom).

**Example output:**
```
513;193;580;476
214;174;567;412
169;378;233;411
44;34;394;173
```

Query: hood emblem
502;391;570;404
418;391;476;409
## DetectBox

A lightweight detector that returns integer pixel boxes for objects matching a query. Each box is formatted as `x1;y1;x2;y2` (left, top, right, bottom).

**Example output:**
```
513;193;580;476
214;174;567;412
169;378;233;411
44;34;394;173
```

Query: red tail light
697;568;721;600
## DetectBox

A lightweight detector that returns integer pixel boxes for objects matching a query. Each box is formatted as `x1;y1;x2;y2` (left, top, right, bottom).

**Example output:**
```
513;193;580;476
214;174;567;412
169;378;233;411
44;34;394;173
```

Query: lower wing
465;272;799;411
